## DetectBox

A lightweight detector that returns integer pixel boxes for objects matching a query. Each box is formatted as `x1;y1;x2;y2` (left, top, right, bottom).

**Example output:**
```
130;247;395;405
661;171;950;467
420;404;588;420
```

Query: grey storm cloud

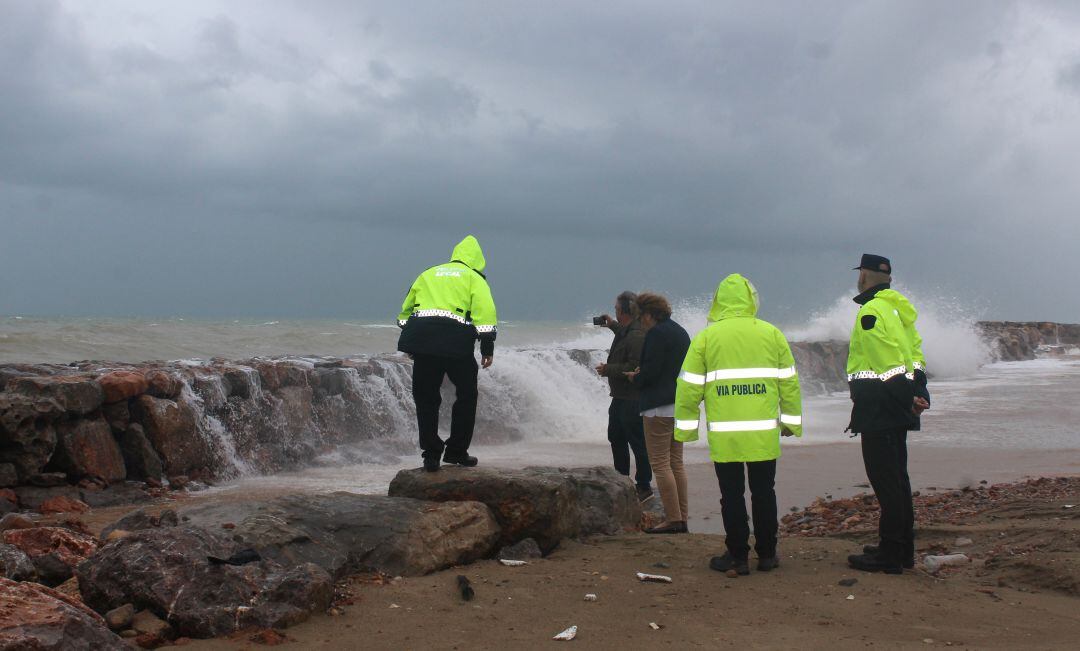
1;0;1079;322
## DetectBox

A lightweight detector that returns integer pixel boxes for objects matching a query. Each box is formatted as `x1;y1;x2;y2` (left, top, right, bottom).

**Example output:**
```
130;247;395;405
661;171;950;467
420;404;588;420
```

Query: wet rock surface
76;526;334;638
389;467;584;552
179;492;501;577
0;576;124;650
2;526;98;587
523;466;642;536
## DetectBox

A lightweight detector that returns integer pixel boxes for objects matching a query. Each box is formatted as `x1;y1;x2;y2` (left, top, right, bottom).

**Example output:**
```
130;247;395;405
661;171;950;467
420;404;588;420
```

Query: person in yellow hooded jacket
397;235;497;472
674;274;802;575
844;254;929;574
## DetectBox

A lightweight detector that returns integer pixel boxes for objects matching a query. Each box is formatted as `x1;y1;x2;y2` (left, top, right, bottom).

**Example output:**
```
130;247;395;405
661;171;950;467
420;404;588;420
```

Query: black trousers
411;354;478;460
714;460;778;559
861;428;915;562
607;398;652;488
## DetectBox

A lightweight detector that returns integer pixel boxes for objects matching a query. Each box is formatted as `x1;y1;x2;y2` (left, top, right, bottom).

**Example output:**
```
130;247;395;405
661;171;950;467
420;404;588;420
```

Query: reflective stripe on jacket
674;274;803;463
845;285;920;433
396;235;497;358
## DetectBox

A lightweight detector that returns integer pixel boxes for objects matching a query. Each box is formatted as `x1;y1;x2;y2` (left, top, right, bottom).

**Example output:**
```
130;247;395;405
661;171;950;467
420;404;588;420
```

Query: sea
2;291;1078;496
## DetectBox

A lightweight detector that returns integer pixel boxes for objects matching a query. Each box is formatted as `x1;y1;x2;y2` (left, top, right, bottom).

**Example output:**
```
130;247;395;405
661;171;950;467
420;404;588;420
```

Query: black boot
848;553;903;575
862;545;915;569
423;457;440;472
709;553;749;575
443;451;478;467
757;556;781;572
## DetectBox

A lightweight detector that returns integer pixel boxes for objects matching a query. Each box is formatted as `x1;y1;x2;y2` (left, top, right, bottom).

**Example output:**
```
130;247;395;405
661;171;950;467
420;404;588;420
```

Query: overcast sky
2;0;1079;323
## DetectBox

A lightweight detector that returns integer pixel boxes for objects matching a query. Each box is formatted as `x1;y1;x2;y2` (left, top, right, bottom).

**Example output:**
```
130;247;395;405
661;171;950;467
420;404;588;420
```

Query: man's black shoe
443;452;478;467
423;458;440;472
757;556;780;572
636;486;654;502
848;553;903;575
709;553;750;575
862;545;915;569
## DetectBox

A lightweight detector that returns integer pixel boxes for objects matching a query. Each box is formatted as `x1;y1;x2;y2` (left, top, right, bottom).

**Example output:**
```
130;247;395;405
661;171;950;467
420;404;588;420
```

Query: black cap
853;253;892;273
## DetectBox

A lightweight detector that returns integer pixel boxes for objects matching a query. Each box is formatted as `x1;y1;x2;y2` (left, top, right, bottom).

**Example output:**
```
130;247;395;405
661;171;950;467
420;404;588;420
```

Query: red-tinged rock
99;370;149;404
145;370;183;399
131;396;212;477
52;418;127;485
0;488;16;509
3;526;98;571
39;496;90;515
0;576;124;650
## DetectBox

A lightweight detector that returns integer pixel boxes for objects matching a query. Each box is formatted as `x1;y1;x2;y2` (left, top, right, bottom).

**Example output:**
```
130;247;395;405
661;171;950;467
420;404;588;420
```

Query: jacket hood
450;235;486;272
874;288;918;325
708;274;760;321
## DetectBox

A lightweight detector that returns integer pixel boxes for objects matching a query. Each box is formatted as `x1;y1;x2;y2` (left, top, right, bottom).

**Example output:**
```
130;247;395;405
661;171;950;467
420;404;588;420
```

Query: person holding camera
625;293;692;533
594;291;653;502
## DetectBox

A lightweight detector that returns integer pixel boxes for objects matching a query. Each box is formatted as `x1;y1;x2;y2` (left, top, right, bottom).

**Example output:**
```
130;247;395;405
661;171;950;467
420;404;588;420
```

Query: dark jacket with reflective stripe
634;318;691;412
396;236;497;359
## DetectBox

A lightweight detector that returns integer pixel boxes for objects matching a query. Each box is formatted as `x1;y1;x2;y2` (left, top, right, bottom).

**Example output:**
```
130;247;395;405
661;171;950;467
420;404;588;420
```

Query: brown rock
116;423;164;482
101;401;131;432
0;577;124;650
6;375;105;416
99;370;149;404
131;609;173;640
2;526;98;578
131;395;211;476
52;418;127;485
388;466;580;552
0;392;59;479
0;513;37;533
145;370;183;399
0;463;17;488
105;603;135;630
39;495;91;515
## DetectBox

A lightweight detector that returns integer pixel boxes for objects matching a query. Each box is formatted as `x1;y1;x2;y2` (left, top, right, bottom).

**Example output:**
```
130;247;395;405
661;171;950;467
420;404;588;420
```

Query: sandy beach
176;473;1080;651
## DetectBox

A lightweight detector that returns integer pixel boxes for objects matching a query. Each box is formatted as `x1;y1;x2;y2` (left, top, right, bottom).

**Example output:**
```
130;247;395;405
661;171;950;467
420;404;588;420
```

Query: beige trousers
642;416;688;522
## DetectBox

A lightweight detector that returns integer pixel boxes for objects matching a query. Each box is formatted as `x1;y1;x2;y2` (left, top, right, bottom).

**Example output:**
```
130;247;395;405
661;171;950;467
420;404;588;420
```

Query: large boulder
144;370;183;399
97;370;148;404
130;395;210;477
0;392;59;480
523;466;642;536
0;463;18;488
179;492;501;577
0;577;125;650
52;418;127;485
0;542;36;581
6;376;104;416
76;527;333;638
388;467;581;553
2;526;98;587
115;424;163;481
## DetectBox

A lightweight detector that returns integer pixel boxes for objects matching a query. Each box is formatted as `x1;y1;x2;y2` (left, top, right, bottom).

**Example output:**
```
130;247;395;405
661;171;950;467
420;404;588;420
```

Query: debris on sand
456;575;474;601
553;625;577;641
781;477;1080;537
924;554;970;574
499;559;528;567
636;572;672;583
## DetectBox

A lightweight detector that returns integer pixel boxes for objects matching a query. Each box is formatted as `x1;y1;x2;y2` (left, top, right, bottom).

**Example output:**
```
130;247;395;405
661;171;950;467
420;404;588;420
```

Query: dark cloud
1;0;1079;323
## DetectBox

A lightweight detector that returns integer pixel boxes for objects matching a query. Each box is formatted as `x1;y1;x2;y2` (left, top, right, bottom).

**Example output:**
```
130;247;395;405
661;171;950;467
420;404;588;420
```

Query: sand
183;479;1080;650
145;445;1080;651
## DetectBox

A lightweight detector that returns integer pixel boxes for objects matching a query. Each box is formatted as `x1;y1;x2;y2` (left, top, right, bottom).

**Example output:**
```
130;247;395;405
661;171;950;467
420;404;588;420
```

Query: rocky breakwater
977;321;1080;361
0;355;424;503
